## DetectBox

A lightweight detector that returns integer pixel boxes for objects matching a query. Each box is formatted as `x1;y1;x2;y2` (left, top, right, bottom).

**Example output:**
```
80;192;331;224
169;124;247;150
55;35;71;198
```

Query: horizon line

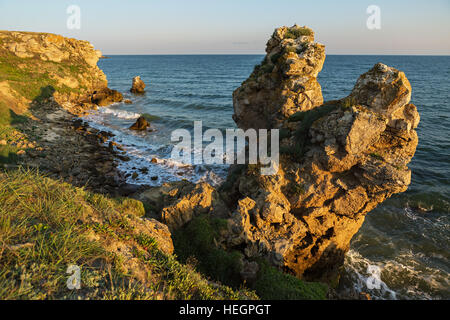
101;53;450;57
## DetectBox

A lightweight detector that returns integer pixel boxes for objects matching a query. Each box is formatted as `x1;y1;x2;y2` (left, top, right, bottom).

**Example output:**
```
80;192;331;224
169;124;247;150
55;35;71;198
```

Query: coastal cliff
0;27;420;300
0;31;260;300
139;26;420;285
0;31;126;194
0;31;122;116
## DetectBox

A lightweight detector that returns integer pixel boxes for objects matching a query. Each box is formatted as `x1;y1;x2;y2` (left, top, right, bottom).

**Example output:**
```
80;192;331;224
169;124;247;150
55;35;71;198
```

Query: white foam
91;107;141;120
343;250;398;300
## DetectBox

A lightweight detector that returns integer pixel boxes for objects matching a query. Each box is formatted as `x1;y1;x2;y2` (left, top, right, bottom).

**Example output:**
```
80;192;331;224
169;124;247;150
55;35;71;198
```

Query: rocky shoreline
0;27;421;299
0;30;147;196
10;99;146;196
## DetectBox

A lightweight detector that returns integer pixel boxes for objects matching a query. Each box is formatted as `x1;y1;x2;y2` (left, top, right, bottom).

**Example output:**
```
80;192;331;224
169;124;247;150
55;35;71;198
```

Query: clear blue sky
1;0;449;55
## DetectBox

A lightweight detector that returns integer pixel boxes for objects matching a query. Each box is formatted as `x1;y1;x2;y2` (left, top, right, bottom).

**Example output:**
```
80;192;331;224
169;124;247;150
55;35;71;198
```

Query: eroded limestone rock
137;181;228;231
233;25;325;130
222;28;420;282
136;26;420;283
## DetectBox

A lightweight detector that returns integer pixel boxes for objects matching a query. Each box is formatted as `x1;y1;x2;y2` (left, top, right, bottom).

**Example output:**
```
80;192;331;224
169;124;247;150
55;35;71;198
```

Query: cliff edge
0;30;122;116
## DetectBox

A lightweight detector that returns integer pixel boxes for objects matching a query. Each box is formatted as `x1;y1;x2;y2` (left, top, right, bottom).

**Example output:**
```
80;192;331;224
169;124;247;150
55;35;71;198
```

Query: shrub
253;259;327;300
173;215;329;300
285;26;313;39
173;215;243;287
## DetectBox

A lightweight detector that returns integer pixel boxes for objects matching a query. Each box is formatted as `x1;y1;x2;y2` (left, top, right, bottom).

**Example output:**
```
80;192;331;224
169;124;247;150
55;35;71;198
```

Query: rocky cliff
223;25;420;281
0;31;122;115
0;31;127;194
139;25;420;284
233;26;325;130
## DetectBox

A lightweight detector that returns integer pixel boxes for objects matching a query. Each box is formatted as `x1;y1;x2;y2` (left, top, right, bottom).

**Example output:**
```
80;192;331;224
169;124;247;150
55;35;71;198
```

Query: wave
96;107;141;120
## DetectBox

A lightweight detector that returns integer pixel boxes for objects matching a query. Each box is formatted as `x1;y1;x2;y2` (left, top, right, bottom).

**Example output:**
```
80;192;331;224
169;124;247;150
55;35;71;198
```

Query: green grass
284;26;313;39
0;168;256;300
0;102;29;166
253;260;327;300
0;144;19;165
173;215;243;288
0;101;28;127
0;50;84;102
173;215;328;300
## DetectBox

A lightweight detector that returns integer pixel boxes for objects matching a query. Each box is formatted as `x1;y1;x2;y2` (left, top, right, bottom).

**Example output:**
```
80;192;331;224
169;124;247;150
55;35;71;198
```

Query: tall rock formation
233;25;325;130
135;25;420;283
221;25;420;281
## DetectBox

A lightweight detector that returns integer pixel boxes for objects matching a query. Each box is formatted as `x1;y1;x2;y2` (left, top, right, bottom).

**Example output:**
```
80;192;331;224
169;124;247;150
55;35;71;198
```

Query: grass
284;26;313;39
0;168;256;300
173;215;328;300
253;260;327;300
173;215;243;288
0;101;28;127
0;49;84;102
0;102;30;166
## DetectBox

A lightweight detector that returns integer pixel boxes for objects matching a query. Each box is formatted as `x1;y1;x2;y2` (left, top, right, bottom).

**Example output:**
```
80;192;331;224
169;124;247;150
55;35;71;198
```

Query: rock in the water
220;26;420;282
129;116;150;131
134;25;420;284
130;76;146;94
91;88;123;106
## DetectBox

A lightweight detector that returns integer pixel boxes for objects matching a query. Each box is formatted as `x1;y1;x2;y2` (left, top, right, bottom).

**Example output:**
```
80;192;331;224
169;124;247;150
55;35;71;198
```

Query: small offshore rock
130;76;146;94
91;88;123;106
129;116;150;131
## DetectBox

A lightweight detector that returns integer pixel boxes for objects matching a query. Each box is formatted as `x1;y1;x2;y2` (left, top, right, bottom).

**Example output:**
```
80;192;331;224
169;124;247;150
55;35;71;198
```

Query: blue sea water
85;55;449;300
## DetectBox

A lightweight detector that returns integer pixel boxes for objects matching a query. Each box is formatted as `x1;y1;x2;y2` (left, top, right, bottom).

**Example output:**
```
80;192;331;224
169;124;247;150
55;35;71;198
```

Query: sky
1;0;449;55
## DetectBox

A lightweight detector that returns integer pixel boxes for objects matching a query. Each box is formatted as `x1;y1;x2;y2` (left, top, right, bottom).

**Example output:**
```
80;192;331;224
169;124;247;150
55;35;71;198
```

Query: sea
83;55;450;300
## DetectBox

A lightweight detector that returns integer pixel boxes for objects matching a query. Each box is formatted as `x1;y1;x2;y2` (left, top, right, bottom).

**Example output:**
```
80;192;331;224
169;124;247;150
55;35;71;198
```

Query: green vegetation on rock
173;215;328;300
0;50;84;102
173;215;244;288
254;259;327;300
284;26;313;39
284;103;338;158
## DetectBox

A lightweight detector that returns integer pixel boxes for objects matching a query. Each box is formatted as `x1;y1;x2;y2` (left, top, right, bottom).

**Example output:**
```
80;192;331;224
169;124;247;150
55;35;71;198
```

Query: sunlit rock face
136;25;420;283
222;26;420;281
233;25;325;130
